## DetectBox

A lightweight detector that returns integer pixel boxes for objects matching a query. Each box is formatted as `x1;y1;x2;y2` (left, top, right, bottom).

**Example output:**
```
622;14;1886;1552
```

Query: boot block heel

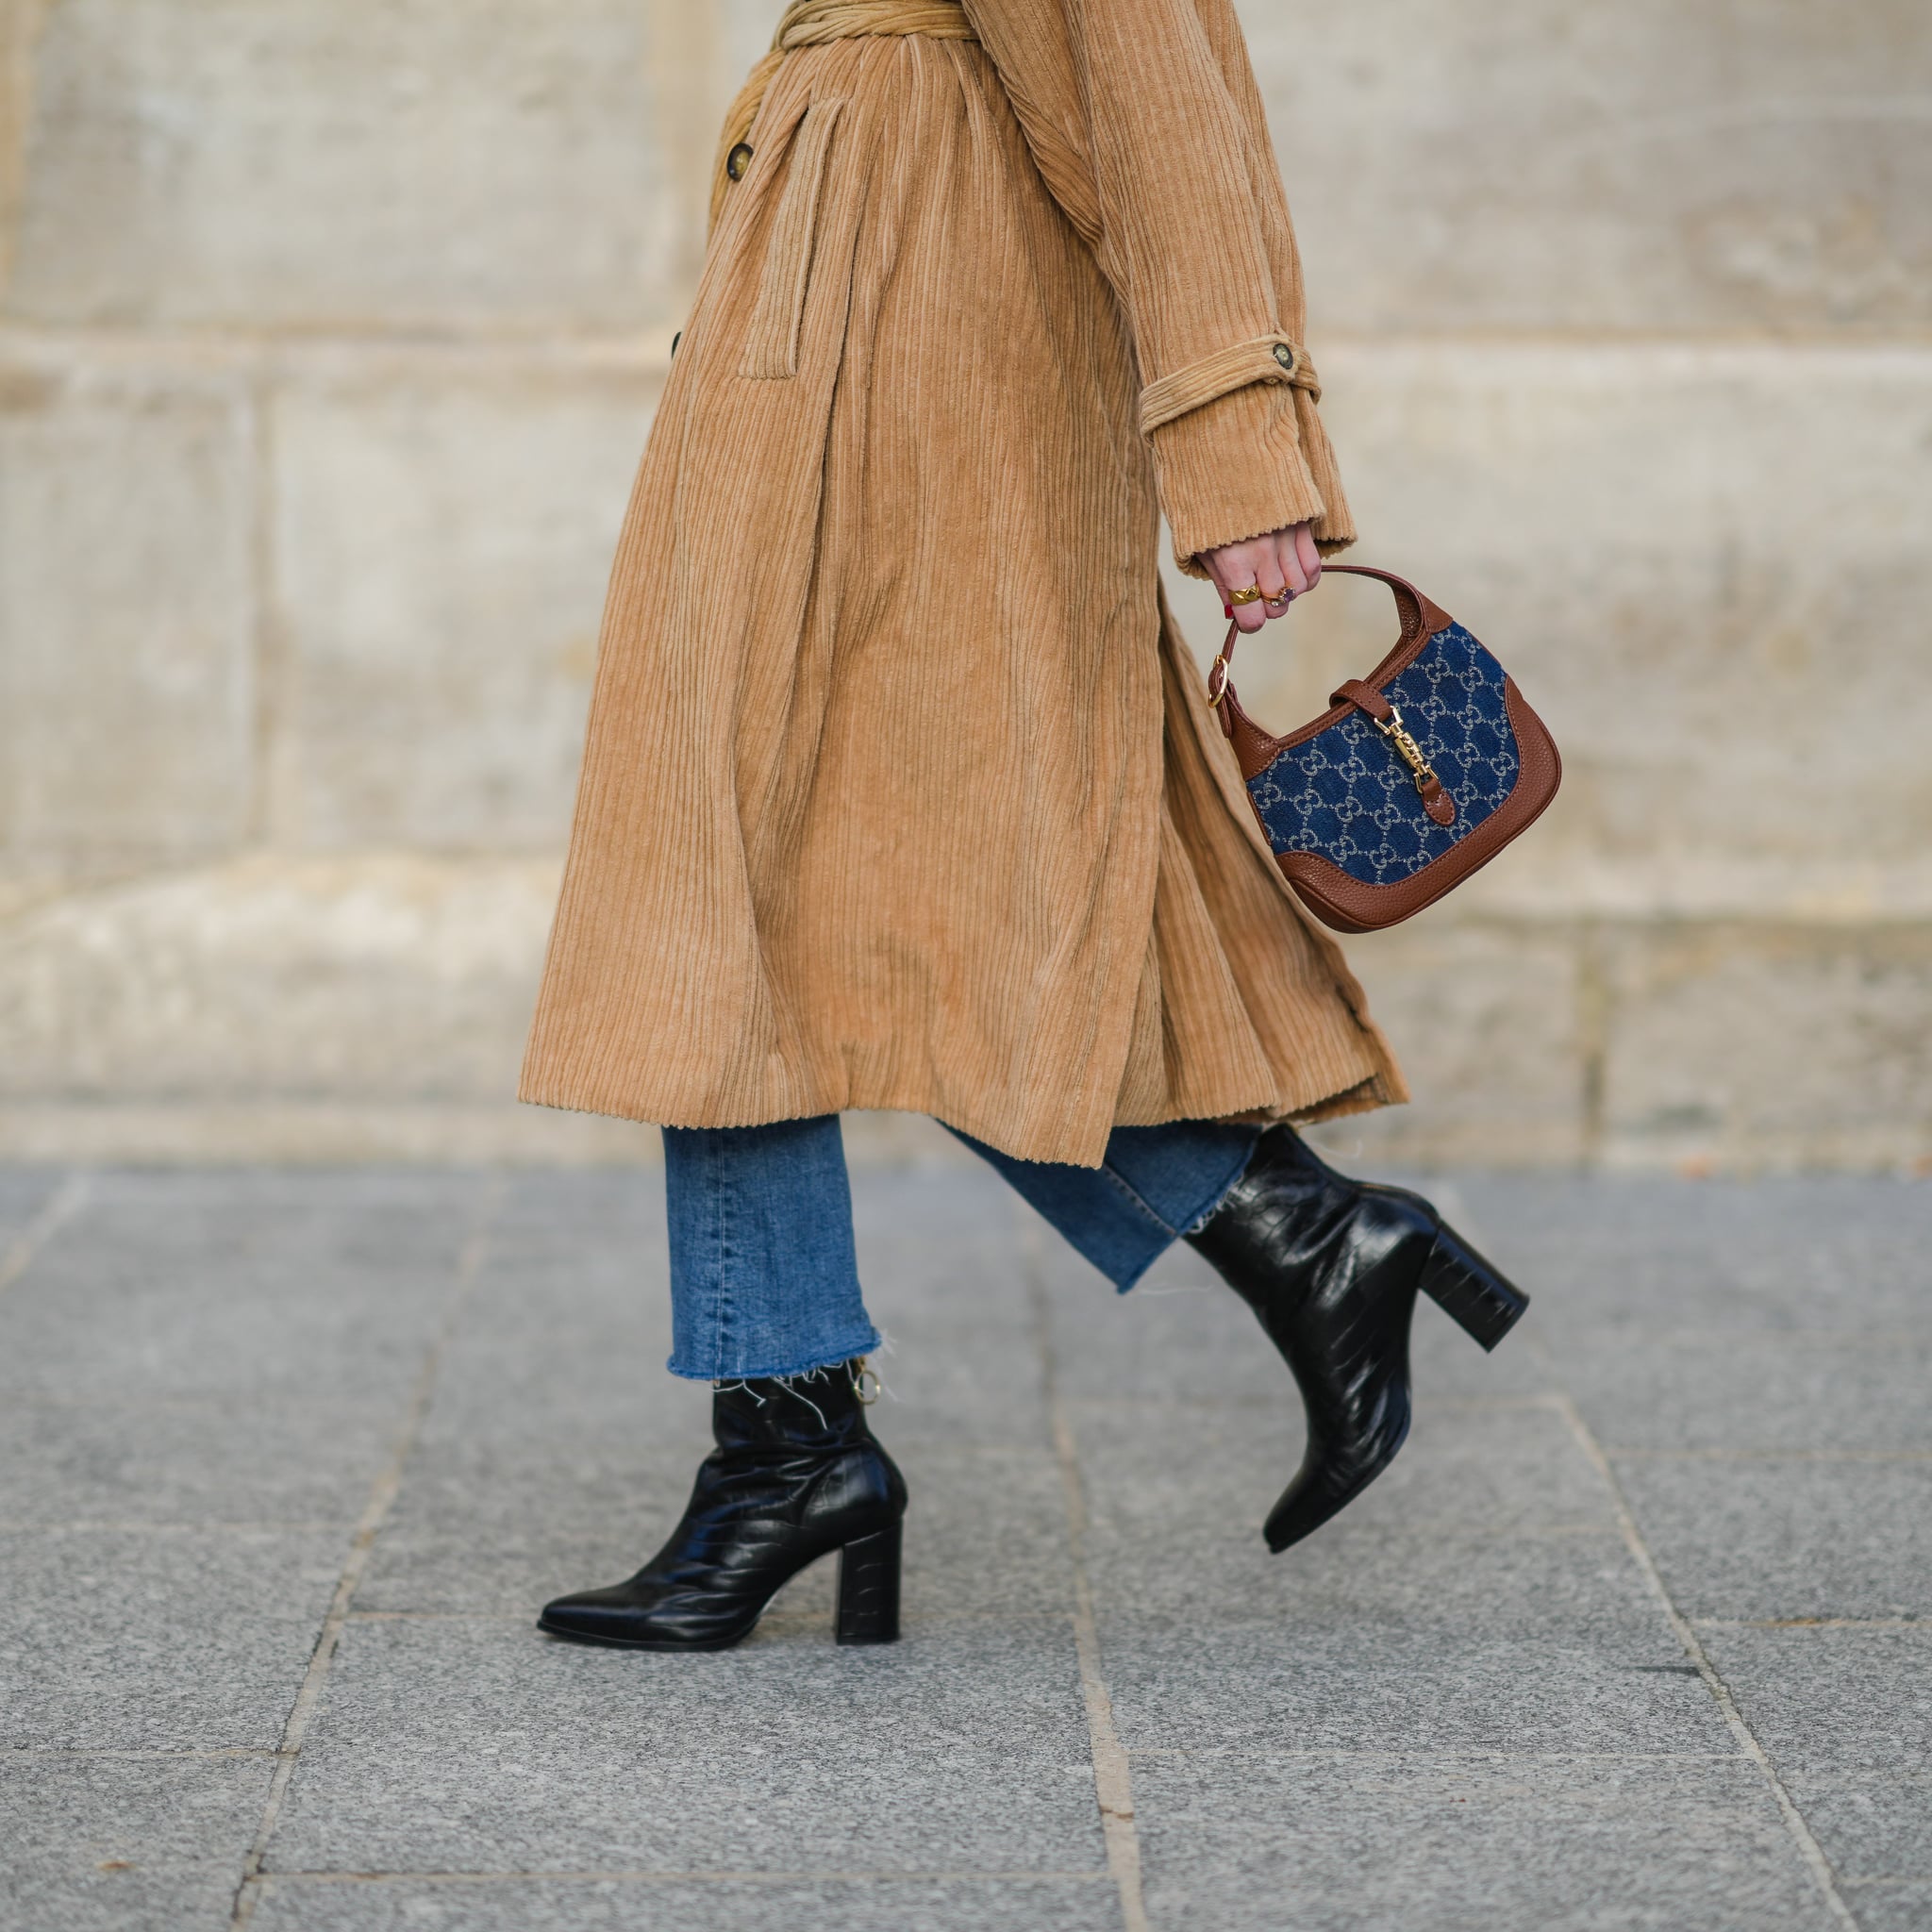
1418;1224;1528;1352
835;1523;903;1645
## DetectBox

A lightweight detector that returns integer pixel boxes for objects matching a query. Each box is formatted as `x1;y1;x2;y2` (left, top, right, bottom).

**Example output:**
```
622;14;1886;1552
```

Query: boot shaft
711;1358;876;1456
1186;1126;1360;1311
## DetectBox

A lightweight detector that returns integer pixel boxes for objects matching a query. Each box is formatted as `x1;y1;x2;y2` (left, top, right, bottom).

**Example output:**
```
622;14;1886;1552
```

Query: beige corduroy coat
520;0;1407;1167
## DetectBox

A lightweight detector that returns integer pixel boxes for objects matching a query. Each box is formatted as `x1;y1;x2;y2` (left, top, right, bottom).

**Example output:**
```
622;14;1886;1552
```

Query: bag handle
1205;563;1437;710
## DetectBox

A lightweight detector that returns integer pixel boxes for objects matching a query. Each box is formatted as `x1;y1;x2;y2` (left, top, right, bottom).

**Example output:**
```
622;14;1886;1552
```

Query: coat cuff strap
1138;335;1321;437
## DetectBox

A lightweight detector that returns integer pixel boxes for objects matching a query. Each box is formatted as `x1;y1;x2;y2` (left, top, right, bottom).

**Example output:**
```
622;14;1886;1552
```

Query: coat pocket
740;98;846;381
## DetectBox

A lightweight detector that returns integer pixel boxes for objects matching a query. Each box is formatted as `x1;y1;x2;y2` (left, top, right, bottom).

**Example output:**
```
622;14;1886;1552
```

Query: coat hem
514;1061;1401;1171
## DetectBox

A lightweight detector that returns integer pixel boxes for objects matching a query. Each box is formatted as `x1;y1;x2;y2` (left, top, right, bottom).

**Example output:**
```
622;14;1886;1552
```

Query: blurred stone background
0;0;1927;1171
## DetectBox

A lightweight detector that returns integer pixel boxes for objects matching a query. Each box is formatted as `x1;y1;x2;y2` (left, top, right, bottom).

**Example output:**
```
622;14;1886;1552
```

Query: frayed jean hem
664;1321;883;1385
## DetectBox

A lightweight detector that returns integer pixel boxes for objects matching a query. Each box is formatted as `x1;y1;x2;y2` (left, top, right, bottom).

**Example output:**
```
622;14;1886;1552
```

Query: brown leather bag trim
1265;677;1563;932
1211;564;1456;775
1217;680;1280;783
1329;677;1393;724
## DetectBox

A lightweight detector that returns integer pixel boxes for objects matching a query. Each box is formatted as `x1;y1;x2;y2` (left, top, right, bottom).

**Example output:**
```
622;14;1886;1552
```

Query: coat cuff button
726;142;754;182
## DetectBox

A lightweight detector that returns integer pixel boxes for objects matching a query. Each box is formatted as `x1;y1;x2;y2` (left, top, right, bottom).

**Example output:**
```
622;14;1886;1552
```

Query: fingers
1207;537;1279;633
1293;522;1323;591
1201;525;1323;633
1273;530;1307;604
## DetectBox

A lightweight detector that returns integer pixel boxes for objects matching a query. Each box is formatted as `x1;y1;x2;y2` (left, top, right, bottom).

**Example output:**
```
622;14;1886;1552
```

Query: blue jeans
662;1115;1260;1381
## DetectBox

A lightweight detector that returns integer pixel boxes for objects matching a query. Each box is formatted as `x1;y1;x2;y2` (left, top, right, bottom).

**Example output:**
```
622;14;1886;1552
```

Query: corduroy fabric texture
519;0;1407;1168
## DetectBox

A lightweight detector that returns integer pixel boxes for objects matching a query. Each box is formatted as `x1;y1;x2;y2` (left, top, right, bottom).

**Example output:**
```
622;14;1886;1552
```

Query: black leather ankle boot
538;1360;907;1651
1187;1127;1527;1553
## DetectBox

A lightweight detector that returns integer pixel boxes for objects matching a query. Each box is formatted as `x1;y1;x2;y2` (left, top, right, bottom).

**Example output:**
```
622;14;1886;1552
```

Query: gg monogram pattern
1246;623;1520;885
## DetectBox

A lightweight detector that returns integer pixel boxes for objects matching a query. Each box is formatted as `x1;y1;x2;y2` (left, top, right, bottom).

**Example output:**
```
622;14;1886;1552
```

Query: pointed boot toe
1261;1383;1413;1553
537;1360;907;1653
1189;1127;1526;1551
538;1581;682;1650
538;1572;763;1652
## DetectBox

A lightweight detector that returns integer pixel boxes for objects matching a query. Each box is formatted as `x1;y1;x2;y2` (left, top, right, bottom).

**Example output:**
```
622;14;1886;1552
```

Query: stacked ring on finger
1227;584;1265;607
1264;586;1293;608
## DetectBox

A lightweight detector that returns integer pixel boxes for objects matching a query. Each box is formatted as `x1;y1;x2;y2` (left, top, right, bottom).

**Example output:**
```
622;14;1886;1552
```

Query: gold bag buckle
1375;705;1441;795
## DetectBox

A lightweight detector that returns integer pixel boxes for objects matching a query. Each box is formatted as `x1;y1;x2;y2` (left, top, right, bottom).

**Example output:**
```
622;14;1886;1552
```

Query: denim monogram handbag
1208;565;1561;933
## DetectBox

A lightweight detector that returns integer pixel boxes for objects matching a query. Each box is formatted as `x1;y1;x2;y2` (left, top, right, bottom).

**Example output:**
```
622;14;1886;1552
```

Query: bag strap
1204;562;1439;711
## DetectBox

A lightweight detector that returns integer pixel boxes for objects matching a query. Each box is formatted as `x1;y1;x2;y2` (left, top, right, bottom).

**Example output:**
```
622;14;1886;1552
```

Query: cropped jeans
662;1115;1260;1382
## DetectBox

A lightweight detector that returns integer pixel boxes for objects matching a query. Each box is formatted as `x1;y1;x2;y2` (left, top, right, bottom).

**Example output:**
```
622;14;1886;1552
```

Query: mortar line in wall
5;326;1932;389
644;0;717;293
7;321;1932;350
1576;916;1609;1170
0;1;55;302
227;1175;503;1932
0;321;682;376
242;372;279;847
1022;1219;1151;1932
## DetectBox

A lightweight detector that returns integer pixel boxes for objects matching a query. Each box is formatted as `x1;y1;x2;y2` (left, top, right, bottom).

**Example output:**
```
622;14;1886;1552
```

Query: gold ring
1227;585;1264;607
1264;586;1292;607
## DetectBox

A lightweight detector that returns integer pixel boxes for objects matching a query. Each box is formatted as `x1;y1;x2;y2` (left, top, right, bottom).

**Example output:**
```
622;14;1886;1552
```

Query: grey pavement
0;1159;1927;1932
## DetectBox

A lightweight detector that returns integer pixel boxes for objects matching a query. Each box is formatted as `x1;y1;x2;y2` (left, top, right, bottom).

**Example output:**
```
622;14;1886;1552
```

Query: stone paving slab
1556;1333;1932;1457
1130;1753;1833;1932
1097;1620;1735;1760
1616;1457;1932;1622
2;1868;251;1932
1847;1883;1932;1932
0;1171;66;1247
1;1753;274;1878
1451;1178;1932;1329
0;1164;1925;1932
0;1527;346;1752
1780;1774;1932;1890
247;1875;1125;1932
1698;1624;1932;1805
0;1169;487;1405
0;1394;405;1529
265;1618;1106;1876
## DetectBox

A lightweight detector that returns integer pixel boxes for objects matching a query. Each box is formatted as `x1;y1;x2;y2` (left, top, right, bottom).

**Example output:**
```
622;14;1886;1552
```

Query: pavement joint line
344;1609;549;1623
258;1869;1116;1885
228;1176;506;1932
1692;1616;1928;1631
1549;1389;1862;1932
1060;1391;1565;1415
0;1521;359;1534
341;1607;1027;1625
1604;1447;1932;1463
1122;1747;1754;1761
3;1393;420;1412
1457;1201;1865;1930
1250;1522;1622;1543
1568;1328;1932;1348
4;1747;280;1760
1023;1217;1151;1932
0;1171;89;1299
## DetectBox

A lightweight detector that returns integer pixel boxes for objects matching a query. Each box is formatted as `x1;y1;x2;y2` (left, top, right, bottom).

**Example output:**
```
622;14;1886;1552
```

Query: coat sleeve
985;0;1356;572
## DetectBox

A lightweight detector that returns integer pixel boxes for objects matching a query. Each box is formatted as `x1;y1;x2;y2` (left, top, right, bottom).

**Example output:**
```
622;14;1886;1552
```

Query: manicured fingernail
1223;604;1234;619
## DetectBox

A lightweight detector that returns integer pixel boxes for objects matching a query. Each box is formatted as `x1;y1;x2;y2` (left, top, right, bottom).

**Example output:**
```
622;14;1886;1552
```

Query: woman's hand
1202;523;1322;635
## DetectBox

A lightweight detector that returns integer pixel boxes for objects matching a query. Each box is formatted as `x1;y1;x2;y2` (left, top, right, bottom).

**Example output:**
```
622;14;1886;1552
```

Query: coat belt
710;0;977;228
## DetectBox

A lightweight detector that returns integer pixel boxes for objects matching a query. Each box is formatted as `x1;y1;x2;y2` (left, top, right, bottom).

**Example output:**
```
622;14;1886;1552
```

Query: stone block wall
2;0;1927;1171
